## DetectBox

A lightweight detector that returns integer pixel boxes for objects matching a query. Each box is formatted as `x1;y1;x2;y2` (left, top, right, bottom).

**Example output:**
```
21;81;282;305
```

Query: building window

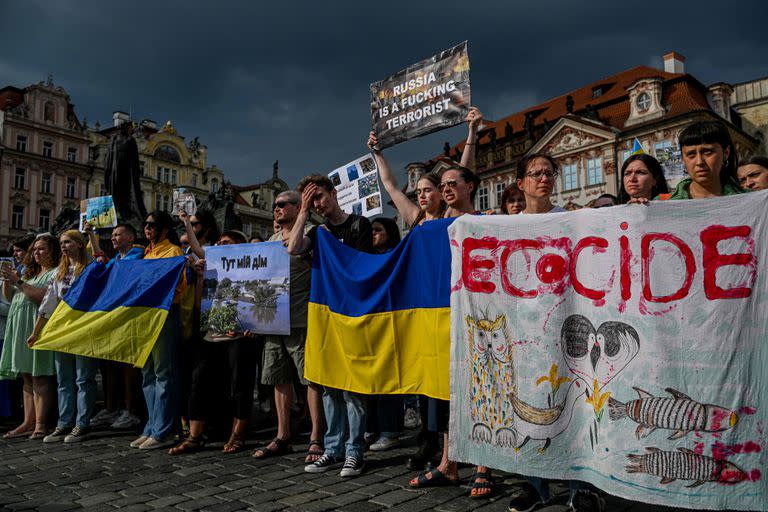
39;209;50;230
164;168;170;184
477;187;489;211
620;150;632;165
156;167;162;181
12;206;24;229
242;223;252;236
99;183;107;196
16;135;27;152
140;161;145;176
43;141;53;158
163;195;170;211
211;178;219;193
44;101;55;123
192;173;198;187
587;157;603;186
636;92;651;112
66;177;76;198
171;169;178;186
563;163;579;191
495;182;505;207
14;168;26;189
67;147;77;163
41;172;51;194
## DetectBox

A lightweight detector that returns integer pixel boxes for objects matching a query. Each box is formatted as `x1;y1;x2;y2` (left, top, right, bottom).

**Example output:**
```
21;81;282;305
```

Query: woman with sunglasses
368;107;482;229
130;211;186;450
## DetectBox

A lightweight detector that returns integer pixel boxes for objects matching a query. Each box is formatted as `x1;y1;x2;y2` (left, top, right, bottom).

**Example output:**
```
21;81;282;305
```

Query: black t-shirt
307;213;374;253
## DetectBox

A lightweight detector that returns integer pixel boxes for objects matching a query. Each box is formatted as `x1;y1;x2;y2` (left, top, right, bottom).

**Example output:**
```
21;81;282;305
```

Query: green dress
0;269;56;379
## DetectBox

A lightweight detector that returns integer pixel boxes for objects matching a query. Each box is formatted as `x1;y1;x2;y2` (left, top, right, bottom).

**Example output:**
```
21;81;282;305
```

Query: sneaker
139;437;175;450
404;408;420;429
130;435;149;448
369;436;400;451
304;453;341;473
339;455;365;477
569;490;606;512
90;409;120;427
43;426;72;443
508;484;548;512
64;426;90;443
364;432;376;445
110;410;142;430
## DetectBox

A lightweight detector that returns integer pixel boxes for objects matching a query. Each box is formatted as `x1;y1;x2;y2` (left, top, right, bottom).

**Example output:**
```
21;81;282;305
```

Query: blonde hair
56;230;91;281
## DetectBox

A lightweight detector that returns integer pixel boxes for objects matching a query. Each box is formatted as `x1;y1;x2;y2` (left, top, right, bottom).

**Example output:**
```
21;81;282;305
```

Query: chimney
112;111;130;127
663;51;685;74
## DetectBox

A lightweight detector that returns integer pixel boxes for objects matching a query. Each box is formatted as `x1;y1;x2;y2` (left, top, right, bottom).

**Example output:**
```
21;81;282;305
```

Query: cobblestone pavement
0;428;696;512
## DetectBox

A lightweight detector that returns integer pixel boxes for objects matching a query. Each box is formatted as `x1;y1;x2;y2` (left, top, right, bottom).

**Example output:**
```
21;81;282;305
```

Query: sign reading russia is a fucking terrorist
448;191;768;511
370;41;471;149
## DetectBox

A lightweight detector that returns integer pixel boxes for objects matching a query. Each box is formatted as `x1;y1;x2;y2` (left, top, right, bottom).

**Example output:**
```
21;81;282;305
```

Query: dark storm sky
2;1;766;192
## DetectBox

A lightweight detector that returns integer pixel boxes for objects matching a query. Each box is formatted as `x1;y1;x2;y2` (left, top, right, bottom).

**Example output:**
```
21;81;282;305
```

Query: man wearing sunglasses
252;191;325;464
287;174;373;478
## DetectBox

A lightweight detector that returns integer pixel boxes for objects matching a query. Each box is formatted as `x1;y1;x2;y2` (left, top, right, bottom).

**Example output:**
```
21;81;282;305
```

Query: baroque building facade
408;52;760;217
0;76;91;248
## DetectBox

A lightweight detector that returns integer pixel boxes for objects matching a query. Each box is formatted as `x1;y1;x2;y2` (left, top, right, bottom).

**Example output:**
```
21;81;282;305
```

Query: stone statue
443;142;451;157
104;122;147;225
50;207;80;237
488;129;497;148
273;160;279;179
524;112;535;140
566;95;574;114
504;122;513;140
189;137;201;160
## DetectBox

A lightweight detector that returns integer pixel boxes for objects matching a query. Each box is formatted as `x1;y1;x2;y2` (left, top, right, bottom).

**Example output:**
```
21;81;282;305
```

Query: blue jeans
54;352;97;428
141;306;179;439
527;477;592;503
322;387;366;459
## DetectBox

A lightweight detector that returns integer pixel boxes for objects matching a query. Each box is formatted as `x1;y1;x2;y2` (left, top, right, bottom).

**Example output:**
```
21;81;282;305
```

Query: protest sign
202;242;290;339
656;146;686;180
448;192;768;510
80;195;117;229
172;188;197;216
370;41;471;149
328;154;383;218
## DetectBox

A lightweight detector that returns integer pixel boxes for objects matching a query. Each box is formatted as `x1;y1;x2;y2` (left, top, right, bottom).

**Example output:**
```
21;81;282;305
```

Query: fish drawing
626;447;748;487
608;387;738;440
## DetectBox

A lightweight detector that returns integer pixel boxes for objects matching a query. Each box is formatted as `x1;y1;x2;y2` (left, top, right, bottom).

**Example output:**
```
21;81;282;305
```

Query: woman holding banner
367;107;482;229
0;235;60;440
28;231;97;444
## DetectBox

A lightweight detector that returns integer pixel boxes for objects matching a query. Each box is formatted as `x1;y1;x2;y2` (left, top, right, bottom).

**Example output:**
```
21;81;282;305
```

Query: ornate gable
529;116;618;157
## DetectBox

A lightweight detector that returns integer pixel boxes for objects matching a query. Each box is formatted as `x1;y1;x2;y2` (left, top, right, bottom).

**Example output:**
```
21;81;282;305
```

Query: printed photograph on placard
365;195;381;211
80;195;118;229
358;173;380;198
172;188;197;216
329;171;342;187
328;154;384;218
359;157;376;174
346;165;359;182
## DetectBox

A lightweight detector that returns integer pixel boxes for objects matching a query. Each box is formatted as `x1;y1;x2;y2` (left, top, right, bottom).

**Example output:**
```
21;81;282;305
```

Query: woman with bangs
618;153;669;204
0;235;60;439
28;231;96;443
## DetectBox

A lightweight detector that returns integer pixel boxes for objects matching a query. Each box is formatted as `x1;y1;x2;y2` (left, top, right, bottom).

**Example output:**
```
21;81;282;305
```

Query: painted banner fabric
202;242;290;338
305;218;454;399
33;256;186;367
448;192;768;511
328;154;383;218
370;41;471;149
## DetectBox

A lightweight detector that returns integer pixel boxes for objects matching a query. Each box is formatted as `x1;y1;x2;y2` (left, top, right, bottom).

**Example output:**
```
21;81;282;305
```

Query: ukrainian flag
33;256;186;367
631;138;644;155
305;218;453;400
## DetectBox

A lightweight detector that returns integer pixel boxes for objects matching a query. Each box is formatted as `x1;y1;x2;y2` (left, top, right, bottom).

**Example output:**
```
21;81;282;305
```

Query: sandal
29;431;48;440
468;470;495;499
223;433;246;454
409;468;460;488
168;436;205;455
304;439;324;463
252;437;292;459
3;427;34;440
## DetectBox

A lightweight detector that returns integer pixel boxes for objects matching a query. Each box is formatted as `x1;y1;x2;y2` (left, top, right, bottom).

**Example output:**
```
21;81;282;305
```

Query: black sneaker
304;453;340;473
508;484;548;512
570;490;606;512
64;426;90;443
339;455;365;477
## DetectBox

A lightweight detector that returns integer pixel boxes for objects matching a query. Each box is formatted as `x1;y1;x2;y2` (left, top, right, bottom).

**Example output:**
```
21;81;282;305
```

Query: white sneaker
90;409;120;426
43;426;71;443
139;437;174;450
130;435;149;448
110;410;142;430
404;408;421;429
339;455;365;477
369;436;400;451
64;426;90;443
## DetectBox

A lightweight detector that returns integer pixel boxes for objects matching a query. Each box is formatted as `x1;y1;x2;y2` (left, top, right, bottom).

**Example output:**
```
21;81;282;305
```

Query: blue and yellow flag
305;219;453;400
630;138;644;155
33;257;186;367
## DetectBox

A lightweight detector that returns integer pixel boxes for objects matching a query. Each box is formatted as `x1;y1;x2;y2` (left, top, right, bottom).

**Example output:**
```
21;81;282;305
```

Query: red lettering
536;253;567;284
700;225;755;299
570;236;609;300
500;239;542;298
461;237;498;293
641;233;695;303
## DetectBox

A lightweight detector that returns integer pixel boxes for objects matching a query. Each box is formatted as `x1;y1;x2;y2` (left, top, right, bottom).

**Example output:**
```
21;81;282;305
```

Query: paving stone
200;501;250;512
335;501;385;512
369;488;421;507
351;481;400;497
145;495;188;508
75;492;121;507
244;503;287;512
277;490;325;505
176;496;224;510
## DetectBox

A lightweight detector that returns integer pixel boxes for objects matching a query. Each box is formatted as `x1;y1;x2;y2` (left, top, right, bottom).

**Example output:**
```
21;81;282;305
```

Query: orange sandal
168;436;205;455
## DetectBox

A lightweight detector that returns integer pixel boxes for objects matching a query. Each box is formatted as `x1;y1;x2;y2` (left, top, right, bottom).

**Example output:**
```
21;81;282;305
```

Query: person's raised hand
627;197;650;205
300;183;317;213
367;131;380;152
179;209;190;224
83;221;93;234
466;107;483;129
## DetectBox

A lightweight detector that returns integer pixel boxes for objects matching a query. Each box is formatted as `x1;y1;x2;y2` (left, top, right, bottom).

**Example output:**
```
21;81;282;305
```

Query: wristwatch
15;279;25;290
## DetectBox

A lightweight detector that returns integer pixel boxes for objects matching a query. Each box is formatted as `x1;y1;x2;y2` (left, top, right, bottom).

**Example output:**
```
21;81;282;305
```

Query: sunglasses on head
273;200;297;210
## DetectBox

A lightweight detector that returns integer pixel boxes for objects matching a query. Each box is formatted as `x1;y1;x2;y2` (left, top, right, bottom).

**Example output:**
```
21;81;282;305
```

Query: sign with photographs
80;195;117;229
370;41;471;149
172;188;197;216
656;146;686;180
328;154;383;218
202;242;290;339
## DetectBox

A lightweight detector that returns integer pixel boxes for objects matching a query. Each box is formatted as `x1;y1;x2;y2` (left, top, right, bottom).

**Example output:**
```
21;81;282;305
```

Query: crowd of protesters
1;111;767;512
